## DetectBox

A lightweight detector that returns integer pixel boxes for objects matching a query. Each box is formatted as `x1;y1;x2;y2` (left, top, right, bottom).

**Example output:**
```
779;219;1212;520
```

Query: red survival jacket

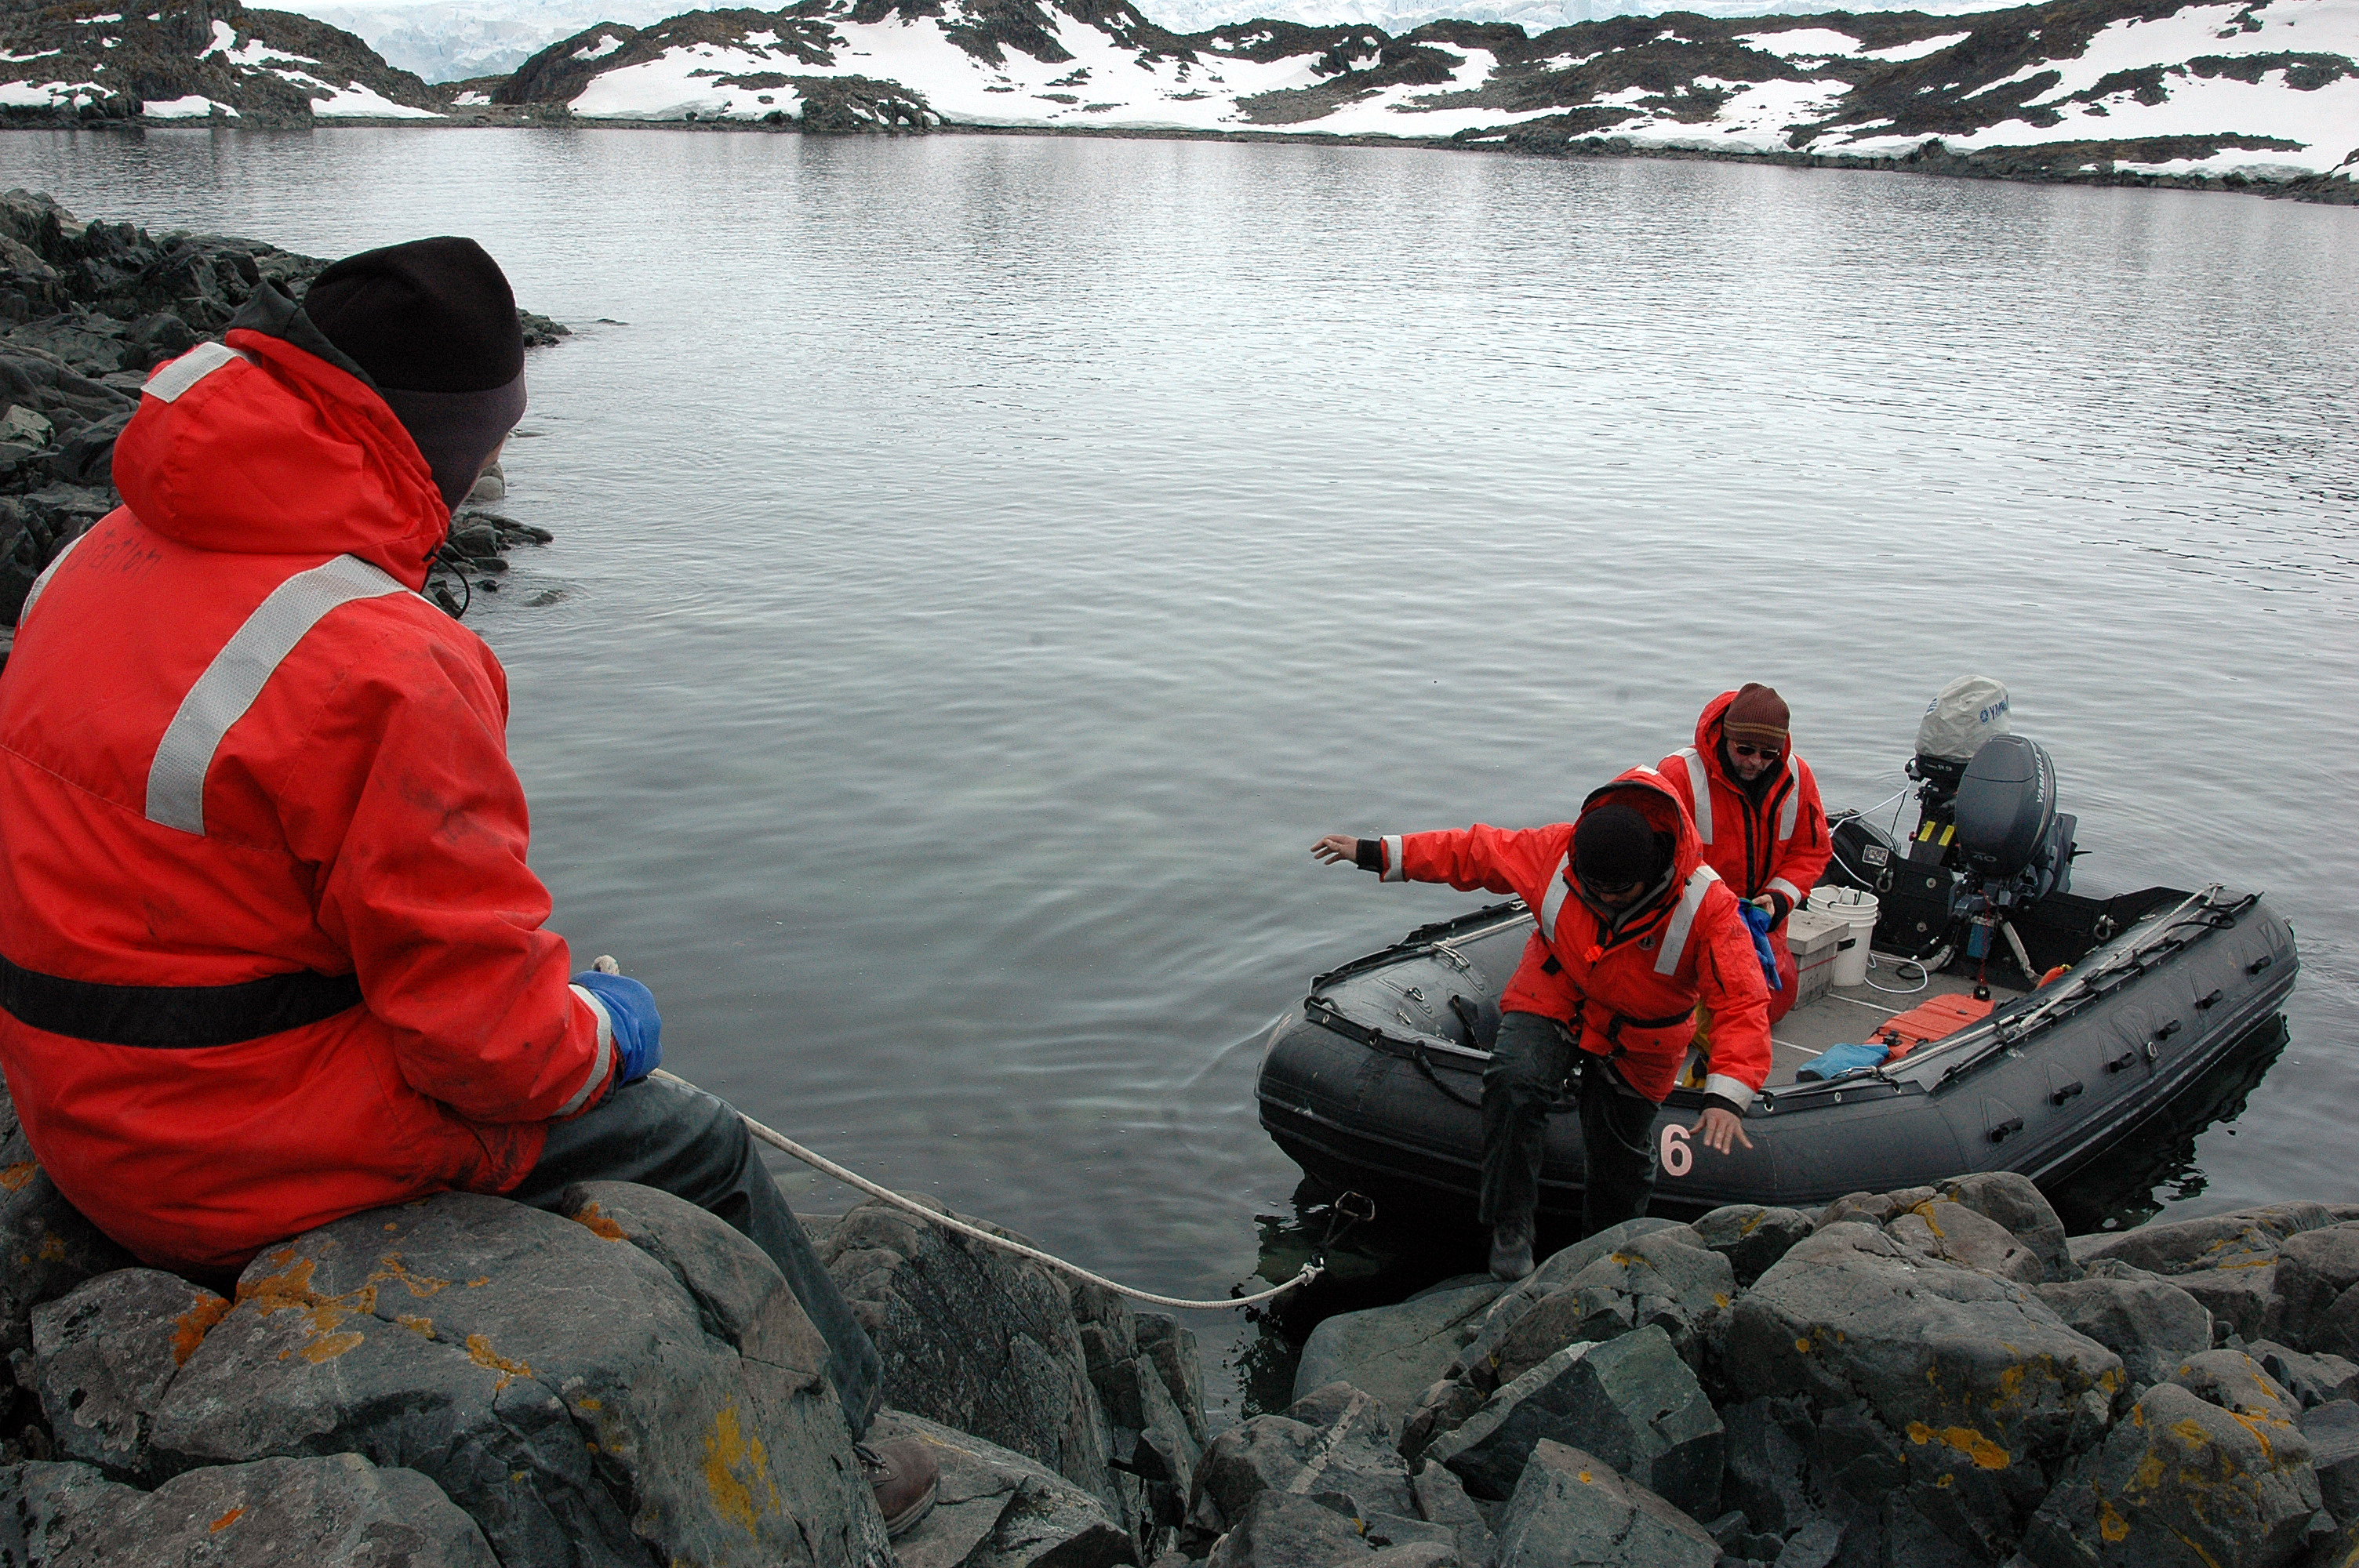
0;310;614;1274
1659;691;1830;917
1370;769;1772;1108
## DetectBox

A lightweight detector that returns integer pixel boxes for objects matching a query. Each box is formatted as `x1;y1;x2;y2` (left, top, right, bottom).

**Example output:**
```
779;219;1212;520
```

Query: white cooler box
1785;906;1851;1007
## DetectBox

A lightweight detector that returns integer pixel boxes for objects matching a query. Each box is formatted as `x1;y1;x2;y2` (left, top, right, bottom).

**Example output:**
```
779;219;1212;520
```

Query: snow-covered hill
0;1;445;122
481;0;2357;191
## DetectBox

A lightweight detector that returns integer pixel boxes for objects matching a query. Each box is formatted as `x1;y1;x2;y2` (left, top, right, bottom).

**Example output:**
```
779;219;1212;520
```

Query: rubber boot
859;1437;940;1540
1488;1215;1535;1282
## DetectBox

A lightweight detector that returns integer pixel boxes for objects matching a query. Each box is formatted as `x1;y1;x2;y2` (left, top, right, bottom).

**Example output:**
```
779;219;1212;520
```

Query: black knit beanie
1574;804;1665;891
303;237;527;510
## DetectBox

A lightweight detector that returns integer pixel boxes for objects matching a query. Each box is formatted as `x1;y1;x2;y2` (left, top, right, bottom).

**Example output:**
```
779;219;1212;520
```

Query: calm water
5;126;2357;1420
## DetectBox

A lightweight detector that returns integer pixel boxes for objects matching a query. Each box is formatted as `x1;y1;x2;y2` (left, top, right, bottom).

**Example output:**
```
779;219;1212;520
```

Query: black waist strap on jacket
0;953;363;1048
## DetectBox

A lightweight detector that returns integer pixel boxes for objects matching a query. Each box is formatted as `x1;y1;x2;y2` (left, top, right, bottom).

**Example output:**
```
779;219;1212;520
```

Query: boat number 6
1659;1122;1692;1178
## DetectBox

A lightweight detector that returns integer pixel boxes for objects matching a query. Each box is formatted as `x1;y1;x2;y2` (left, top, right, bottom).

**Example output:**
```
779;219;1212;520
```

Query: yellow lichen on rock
702;1402;783;1537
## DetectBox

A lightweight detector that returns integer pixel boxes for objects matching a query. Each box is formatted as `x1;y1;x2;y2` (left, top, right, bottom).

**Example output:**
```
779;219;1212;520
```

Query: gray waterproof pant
1480;1010;1662;1240
505;1073;883;1440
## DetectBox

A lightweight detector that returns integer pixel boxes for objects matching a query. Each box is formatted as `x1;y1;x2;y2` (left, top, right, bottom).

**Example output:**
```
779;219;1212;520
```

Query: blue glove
1739;901;1783;993
572;971;662;1083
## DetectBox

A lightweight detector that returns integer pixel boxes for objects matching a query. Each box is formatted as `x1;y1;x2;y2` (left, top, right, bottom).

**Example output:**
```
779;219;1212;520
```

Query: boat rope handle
597;957;1347;1310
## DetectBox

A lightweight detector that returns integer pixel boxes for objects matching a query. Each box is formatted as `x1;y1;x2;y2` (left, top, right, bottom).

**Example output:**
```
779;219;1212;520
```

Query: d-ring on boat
1255;686;2300;1218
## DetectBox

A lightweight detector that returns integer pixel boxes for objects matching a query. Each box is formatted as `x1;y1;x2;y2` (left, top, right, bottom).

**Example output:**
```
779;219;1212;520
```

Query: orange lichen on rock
570;1203;628;1241
1906;1421;2011;1469
209;1506;245;1534
702;1403;780;1538
0;1162;37;1191
171;1294;231;1367
466;1333;533;1392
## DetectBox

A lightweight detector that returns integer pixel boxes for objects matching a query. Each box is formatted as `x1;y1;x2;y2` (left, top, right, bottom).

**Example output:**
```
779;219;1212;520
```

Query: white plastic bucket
1812;885;1881;988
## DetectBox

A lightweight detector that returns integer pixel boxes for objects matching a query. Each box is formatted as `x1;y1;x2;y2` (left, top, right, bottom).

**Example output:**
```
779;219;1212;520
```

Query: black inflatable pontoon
1256;700;2301;1219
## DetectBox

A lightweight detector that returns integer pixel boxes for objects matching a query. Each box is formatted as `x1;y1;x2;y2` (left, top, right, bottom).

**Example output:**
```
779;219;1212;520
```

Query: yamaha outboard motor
1954;735;2076;903
1907;676;2012;862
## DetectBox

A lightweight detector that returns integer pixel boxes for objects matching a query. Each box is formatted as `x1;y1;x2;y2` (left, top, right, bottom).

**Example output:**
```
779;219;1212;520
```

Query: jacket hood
109;282;450;589
1577;768;1707;900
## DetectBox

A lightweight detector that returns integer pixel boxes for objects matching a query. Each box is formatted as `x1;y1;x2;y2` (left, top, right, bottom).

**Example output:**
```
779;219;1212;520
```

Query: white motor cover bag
1915;676;2012;763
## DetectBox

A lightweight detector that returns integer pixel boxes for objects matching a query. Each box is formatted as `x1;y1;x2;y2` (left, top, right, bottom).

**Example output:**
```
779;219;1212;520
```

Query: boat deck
1765;960;2025;1087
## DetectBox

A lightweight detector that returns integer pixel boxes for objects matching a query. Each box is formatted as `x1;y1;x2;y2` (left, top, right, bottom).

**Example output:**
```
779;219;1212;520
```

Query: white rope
646;1069;1319;1311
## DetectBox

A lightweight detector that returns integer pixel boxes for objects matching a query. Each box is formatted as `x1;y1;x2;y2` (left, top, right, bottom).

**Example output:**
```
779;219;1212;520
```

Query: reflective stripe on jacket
1376;768;1772;1106
1660;690;1830;912
0;311;610;1274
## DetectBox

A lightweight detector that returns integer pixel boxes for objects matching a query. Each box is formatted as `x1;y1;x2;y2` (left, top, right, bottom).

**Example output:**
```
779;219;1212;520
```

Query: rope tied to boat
598;959;1359;1310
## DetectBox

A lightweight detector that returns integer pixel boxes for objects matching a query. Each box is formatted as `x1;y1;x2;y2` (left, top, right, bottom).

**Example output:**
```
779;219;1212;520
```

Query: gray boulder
1936;1172;2077;1283
1427;1325;1721;1519
1886;1195;2045;1285
1190;1382;1415;1534
2068;1203;2337;1342
0;1459;141;1563
1073;1283;1198;1544
1456;1218;1685;1391
1815;1188;1938;1231
1490;1439;1719;1568
1410;1461;1492;1566
1690;1205;1815;1287
60;1454;496;1566
2302;1399;2359;1526
2168;1349;2304;1421
1724;1221;2124;1557
149;1187;889;1568
1201;1490;1376;1566
0;1122;136;1359
1136;1314;1209;1450
2250;1341;2359;1410
2271;1225;2359;1352
820;1196;1116;1509
1294;1278;1505;1412
1492;1229;1734;1381
869;1410;1136;1568
1720;1396;1820;1538
1399;1377;1486;1465
31;1267;228;1479
2034;1273;2214;1389
2018;1381;2320;1568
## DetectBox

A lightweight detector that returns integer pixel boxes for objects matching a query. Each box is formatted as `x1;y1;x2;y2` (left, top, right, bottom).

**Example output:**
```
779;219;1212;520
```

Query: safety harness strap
0;953;362;1048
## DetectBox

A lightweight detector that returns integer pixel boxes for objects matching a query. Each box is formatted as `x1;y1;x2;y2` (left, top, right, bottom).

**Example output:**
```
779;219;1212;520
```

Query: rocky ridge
0;0;449;123
0;190;565;641
467;0;2359;197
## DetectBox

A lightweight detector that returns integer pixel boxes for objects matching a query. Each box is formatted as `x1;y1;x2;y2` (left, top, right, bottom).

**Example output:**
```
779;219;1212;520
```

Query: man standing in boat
1313;768;1772;1279
0;239;937;1536
1659;684;1830;1025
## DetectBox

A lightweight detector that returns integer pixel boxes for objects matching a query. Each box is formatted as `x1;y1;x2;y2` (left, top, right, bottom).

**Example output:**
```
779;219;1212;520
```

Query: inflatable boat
1255;684;2302;1220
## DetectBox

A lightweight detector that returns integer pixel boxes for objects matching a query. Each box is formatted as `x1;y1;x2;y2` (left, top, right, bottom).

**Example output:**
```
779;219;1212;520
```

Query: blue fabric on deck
1797;1040;1892;1081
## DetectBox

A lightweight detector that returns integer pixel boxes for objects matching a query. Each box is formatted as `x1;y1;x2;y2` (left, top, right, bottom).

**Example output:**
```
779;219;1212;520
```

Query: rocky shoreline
0;189;565;645
9;1041;2359;1568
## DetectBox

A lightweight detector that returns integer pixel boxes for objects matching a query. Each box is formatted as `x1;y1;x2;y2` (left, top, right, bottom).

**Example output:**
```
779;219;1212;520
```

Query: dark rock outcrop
870;1409;1136;1568
145;1188;892;1568
1293;1276;1505;1411
0;0;445;126
1489;1439;1718;1568
0;1453;499;1565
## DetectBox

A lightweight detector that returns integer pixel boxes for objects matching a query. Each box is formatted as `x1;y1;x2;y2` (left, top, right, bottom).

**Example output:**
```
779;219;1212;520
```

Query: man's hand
1748;894;1774;914
1312;833;1361;866
1692;1106;1754;1155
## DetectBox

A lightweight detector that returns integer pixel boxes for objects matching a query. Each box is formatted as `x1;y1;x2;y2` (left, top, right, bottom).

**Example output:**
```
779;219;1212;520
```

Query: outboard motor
1954;735;2076;902
1906;676;2012;864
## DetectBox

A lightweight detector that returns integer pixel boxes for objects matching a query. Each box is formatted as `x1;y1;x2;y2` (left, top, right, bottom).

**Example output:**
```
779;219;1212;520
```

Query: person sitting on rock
1659;683;1830;1025
0;237;937;1537
1313;768;1772;1279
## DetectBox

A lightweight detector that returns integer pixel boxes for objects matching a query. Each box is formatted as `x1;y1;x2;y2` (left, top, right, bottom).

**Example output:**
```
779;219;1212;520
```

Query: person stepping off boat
1659;684;1830;1026
1313;768;1772;1279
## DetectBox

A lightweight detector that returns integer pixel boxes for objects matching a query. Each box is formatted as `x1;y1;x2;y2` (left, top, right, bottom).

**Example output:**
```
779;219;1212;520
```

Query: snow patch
1737;27;1861;58
142;93;238;117
1858;31;1972;60
450;88;491;103
572;32;627;60
0;78;108;106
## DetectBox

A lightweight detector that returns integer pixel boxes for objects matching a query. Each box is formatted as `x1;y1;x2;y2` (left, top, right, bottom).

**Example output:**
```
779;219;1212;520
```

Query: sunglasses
1731;742;1782;760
